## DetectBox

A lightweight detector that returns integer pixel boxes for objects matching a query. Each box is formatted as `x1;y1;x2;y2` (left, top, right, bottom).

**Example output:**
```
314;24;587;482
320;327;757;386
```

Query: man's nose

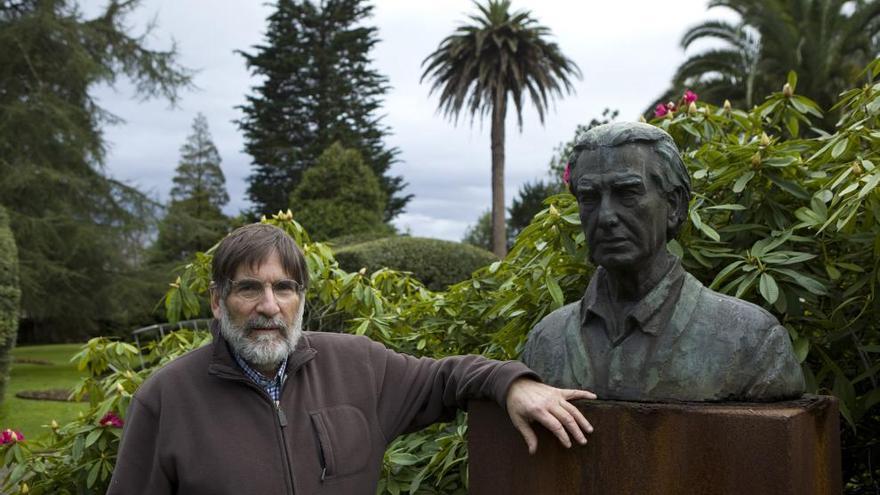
597;195;619;228
255;286;282;317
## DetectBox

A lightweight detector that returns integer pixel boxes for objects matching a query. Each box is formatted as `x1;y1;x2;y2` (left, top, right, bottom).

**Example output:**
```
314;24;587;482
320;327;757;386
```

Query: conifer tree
238;0;410;220
0;0;191;339
155;114;230;262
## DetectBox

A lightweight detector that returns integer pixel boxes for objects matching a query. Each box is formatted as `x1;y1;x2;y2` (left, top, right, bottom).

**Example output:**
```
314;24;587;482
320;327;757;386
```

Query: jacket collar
207;319;317;379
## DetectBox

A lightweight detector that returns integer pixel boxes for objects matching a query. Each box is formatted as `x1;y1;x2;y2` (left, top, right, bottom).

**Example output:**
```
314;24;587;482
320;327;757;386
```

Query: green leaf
763;156;797;167
732;171;755;193
710;260;746;289
831;139;848;159
787;70;797;91
836;262;864;273
794;207;821;226
758;273;779;304
735;271;760;298
545;274;564;309
858;171;880;199
825;264;841;281
699;223;721;242
772;268;828;295
84;428;102;448
705;204;746;211
73;433;85;461
87;461;101;488
793;336;809;363
666;239;684;259
765;173;810;199
785;115;799;137
388;452;422;466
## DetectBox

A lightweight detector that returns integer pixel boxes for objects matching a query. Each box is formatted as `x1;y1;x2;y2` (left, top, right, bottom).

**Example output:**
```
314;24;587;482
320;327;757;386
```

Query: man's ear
210;287;223;320
666;189;687;235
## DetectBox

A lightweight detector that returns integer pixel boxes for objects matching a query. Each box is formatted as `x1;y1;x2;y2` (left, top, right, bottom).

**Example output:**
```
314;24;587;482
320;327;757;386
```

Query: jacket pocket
309;405;371;482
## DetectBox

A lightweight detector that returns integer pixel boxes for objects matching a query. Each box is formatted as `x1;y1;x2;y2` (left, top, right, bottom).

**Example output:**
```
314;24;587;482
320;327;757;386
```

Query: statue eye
578;190;599;204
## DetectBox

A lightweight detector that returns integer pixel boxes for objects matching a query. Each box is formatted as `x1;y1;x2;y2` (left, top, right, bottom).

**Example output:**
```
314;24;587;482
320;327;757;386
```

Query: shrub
335;237;497;291
327;230;393;249
0;206;20;406
290;143;389;241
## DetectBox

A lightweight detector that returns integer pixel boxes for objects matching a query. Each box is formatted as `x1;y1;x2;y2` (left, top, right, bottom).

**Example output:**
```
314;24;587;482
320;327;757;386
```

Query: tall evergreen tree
238;0;410;220
0;0;191;340
155;114;230;262
422;0;580;257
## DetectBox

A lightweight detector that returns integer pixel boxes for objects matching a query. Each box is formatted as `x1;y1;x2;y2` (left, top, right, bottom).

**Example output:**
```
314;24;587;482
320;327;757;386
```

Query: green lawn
0;343;89;441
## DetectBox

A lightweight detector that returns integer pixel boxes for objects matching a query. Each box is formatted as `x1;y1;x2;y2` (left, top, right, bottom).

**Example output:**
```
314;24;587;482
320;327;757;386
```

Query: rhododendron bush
3;62;879;493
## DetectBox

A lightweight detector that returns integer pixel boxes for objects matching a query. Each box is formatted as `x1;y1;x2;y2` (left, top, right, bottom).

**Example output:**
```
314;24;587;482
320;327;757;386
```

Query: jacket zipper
275;372;297;494
212;369;297;494
274;401;296;494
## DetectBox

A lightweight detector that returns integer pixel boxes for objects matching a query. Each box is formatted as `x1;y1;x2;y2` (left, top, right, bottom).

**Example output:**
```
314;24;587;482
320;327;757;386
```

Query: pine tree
237;0;410;220
155;114;230;262
0;0;191;339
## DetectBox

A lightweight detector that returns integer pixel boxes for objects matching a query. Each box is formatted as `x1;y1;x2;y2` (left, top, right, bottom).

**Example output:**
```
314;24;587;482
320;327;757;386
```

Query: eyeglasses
227;278;304;302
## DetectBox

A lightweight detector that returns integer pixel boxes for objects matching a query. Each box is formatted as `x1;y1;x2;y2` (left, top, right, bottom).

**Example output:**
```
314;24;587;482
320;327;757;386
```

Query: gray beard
218;300;304;369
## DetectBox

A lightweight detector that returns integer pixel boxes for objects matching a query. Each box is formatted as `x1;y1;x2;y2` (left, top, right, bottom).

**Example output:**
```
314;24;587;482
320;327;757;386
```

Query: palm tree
655;0;880;125
671;20;762;108
422;0;580;257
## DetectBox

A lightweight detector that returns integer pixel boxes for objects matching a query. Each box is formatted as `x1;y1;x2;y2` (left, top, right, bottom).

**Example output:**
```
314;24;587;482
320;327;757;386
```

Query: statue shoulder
522;300;581;372
687;274;780;332
530;301;582;338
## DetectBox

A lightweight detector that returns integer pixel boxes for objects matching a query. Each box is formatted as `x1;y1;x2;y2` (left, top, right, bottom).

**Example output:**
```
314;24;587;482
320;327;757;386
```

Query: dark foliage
238;0;410;220
0;0;191;340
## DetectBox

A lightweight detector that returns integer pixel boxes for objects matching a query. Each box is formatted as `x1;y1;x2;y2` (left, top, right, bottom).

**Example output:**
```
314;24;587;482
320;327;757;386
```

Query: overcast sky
91;0;734;241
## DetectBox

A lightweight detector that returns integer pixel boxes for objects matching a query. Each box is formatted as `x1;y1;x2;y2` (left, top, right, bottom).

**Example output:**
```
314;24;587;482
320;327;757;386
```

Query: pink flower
683;90;698;103
654;103;668;118
0;429;24;444
99;412;124;428
562;162;571;184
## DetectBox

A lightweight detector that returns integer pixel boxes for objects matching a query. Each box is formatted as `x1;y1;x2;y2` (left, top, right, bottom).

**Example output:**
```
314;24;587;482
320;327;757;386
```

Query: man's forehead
577;169;646;188
232;250;290;278
574;145;654;181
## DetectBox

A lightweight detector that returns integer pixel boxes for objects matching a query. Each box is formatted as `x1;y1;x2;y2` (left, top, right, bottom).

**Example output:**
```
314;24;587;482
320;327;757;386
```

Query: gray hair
211;223;309;298
568;122;692;238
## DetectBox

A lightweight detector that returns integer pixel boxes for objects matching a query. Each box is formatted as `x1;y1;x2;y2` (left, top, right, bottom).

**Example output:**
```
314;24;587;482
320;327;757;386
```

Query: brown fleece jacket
107;327;536;494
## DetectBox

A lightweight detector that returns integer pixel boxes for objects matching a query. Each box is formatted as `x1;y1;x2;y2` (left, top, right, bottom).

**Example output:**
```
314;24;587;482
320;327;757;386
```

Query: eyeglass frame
212;277;305;303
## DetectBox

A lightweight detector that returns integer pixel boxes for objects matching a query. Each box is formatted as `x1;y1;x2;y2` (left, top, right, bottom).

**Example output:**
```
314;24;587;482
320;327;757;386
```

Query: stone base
468;396;840;495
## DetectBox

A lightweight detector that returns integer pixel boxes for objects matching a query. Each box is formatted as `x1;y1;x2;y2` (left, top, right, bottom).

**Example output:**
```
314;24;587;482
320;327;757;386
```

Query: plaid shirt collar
232;351;288;404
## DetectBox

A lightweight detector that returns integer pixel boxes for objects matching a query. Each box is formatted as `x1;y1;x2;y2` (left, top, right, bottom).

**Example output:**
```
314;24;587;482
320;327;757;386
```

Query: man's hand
505;378;597;455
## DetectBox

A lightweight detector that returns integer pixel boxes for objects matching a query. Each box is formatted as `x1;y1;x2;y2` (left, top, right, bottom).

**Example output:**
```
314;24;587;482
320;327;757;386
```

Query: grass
0;343;89;441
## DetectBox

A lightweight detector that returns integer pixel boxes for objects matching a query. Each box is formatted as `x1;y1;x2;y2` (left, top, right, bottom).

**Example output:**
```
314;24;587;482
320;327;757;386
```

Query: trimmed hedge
0;206;20;405
335;237;497;291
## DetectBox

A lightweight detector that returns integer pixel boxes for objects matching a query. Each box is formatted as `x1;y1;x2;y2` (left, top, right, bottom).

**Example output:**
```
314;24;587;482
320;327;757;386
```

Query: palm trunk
490;96;507;258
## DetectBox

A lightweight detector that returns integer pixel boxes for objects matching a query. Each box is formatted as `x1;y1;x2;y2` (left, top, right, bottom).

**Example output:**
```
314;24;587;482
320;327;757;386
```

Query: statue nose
597;197;619;227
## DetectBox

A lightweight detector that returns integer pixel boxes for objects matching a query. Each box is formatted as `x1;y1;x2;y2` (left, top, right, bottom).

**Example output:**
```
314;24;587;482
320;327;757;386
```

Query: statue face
573;144;672;271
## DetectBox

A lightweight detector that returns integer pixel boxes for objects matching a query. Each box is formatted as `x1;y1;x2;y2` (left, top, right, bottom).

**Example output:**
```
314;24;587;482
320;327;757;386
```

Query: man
522;122;805;402
109;223;595;494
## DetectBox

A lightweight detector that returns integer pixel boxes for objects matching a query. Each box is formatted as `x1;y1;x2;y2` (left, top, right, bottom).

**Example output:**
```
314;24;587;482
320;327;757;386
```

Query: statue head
567;122;691;271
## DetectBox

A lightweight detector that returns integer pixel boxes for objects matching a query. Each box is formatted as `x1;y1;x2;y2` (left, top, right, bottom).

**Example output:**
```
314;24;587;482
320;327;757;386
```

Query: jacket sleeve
107;394;174;495
367;339;538;441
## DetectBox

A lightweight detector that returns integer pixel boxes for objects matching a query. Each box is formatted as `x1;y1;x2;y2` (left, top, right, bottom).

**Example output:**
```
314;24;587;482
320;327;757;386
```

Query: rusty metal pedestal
468;396;840;495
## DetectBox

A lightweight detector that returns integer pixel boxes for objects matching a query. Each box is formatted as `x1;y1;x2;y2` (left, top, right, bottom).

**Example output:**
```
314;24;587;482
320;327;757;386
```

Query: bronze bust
522;122;805;401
